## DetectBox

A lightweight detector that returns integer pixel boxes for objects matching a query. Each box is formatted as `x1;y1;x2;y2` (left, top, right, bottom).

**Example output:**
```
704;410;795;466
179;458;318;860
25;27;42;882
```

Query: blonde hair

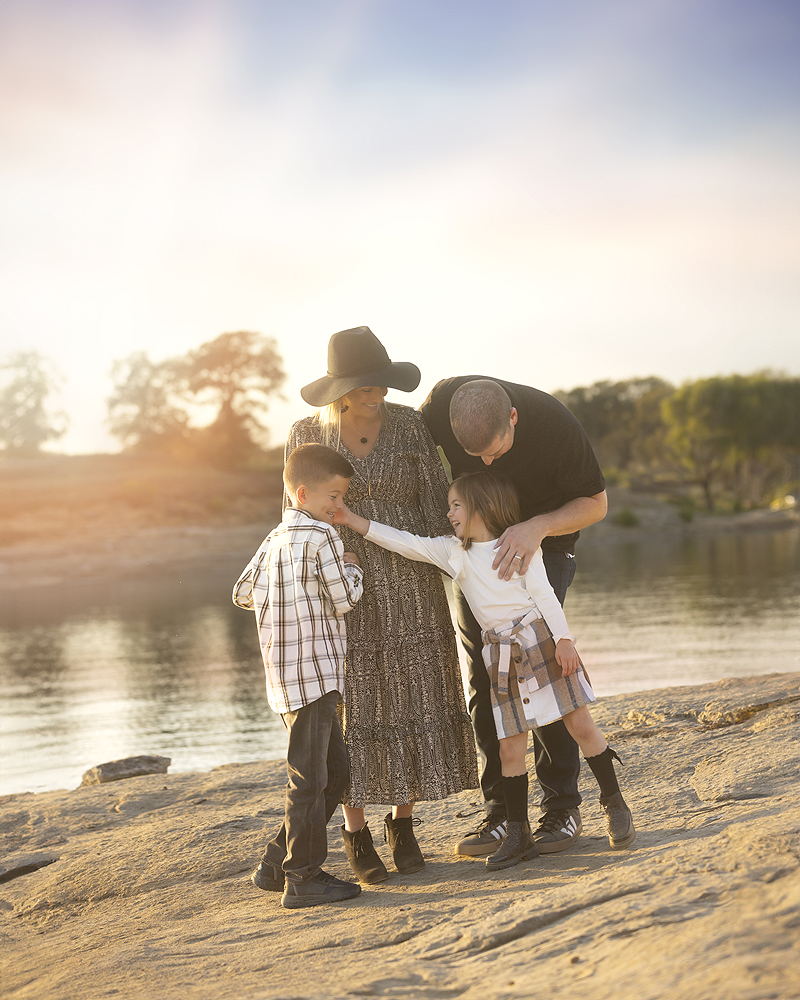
449;380;513;453
314;395;389;447
451;472;520;550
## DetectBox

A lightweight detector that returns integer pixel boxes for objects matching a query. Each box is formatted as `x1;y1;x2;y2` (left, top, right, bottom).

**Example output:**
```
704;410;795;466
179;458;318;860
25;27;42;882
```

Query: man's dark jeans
454;549;580;817
262;689;349;882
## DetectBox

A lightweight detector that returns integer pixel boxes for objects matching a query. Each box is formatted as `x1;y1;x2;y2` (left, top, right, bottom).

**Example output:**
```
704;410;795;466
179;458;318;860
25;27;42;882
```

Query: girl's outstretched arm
335;504;370;536
336;505;454;575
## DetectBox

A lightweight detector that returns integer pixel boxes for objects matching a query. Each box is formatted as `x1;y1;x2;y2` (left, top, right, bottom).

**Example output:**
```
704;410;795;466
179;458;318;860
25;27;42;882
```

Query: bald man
420;377;606;857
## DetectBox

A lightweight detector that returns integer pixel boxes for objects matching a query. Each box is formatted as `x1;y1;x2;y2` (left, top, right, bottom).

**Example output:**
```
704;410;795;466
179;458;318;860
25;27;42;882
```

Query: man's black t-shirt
419;376;605;554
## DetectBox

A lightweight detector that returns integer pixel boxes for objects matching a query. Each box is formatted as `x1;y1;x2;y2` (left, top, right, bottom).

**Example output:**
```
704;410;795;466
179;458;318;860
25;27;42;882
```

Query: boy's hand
555;638;580;676
343;551;361;568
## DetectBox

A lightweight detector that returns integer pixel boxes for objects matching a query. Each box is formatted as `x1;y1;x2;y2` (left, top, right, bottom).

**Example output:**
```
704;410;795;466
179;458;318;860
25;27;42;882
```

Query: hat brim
300;361;421;407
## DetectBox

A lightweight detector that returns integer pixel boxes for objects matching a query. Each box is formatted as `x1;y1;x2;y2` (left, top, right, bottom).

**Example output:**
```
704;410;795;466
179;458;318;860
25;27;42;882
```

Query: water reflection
566;528;800;695
1;528;798;795
0;566;282;795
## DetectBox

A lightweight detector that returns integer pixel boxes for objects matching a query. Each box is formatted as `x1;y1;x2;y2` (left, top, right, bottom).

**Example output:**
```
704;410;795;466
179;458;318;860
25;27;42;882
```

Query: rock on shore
2;673;799;1000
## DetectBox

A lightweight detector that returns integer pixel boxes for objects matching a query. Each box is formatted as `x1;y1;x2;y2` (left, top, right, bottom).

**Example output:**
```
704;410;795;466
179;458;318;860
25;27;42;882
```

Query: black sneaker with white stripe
455;813;507;856
532;808;582;853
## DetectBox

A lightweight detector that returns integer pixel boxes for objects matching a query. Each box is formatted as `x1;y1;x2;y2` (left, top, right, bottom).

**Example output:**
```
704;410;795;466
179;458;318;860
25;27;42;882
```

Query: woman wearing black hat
287;327;478;883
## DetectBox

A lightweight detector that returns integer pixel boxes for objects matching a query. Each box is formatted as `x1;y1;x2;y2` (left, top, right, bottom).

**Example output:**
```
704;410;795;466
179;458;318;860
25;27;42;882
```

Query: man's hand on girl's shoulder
492;518;548;579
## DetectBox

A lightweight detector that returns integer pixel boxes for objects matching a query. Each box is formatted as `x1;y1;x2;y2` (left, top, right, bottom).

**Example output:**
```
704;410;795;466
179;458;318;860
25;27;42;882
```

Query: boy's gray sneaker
251;859;284;892
600;791;636;849
455;813;507;856
281;870;361;909
532;808;582;854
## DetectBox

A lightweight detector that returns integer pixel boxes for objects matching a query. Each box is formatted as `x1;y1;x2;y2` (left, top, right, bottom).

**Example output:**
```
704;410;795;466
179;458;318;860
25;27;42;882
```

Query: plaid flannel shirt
232;507;364;715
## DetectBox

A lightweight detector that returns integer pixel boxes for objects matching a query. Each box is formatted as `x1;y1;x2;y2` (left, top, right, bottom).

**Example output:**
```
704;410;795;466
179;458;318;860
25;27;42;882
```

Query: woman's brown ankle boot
342;823;389;883
383;813;425;873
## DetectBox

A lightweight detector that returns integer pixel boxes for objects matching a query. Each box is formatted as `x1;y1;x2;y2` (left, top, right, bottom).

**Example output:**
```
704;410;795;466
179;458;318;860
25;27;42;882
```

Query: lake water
1;527;798;796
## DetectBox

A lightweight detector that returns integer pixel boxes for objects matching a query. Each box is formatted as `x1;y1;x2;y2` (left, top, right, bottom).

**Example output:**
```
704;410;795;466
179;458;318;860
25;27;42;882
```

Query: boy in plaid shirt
233;444;364;909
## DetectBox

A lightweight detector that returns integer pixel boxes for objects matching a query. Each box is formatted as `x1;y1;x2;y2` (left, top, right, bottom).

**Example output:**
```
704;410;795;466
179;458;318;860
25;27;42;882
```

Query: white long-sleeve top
365;522;574;642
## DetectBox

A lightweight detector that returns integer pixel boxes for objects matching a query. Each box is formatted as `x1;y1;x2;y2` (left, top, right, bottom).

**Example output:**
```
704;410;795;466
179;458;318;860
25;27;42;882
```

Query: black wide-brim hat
300;326;421;407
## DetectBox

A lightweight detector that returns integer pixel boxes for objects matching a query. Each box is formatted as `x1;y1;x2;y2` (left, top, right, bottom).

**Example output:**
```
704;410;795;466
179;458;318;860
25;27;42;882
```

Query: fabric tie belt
481;606;545;697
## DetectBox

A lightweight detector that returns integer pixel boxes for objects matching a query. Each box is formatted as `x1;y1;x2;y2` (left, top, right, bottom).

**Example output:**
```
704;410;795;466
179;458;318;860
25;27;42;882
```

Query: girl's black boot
485;820;537;871
586;747;636;849
383;813;425;873
599;792;636;849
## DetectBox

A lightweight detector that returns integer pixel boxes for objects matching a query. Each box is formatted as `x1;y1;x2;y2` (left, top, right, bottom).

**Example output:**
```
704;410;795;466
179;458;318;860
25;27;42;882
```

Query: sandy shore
2;673;799;1000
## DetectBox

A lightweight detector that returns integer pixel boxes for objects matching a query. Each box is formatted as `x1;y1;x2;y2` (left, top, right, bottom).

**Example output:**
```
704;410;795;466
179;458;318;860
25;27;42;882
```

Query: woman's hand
342;551;361;568
555;638;580;676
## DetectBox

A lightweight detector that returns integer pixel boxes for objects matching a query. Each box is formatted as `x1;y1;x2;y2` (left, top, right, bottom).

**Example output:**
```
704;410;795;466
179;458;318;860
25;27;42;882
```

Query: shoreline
1;453;797;591
4;664;799;801
1;502;796;592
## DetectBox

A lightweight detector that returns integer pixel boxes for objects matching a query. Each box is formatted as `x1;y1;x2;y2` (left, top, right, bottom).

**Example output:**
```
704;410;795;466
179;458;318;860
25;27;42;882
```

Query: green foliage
559;372;800;512
107;352;189;452
0;351;67;456
661;372;800;510
613;506;640;527
556;377;674;473
107;332;286;468
181;331;287;468
677;498;695;523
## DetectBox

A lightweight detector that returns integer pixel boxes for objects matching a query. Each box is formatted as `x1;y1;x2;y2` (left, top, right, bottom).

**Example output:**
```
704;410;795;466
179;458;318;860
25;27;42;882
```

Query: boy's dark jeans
262;689;349;882
455;550;580;817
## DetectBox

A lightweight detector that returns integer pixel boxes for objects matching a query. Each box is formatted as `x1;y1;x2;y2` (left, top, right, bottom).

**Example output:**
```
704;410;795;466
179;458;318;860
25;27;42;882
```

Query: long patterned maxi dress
286;404;478;807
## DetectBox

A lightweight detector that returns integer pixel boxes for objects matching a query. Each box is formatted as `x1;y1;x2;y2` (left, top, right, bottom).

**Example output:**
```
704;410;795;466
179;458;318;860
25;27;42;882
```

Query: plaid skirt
481;607;595;739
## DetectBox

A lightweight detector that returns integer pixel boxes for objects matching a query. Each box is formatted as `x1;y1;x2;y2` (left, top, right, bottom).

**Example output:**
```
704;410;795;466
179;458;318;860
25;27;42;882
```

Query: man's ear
295;485;307;505
510;407;518;427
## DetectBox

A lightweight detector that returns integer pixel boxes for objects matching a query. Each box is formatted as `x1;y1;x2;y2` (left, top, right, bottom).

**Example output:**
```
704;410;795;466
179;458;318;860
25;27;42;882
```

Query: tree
556;377;674;475
0;351;67;456
107;332;286;467
661;373;800;509
181;331;286;468
107;352;189;452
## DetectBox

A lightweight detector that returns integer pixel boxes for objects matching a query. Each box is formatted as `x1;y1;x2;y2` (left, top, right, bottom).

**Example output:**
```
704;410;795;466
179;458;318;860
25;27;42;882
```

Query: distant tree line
556;372;800;510
0;351;67;456
107;331;285;469
2;343;798;509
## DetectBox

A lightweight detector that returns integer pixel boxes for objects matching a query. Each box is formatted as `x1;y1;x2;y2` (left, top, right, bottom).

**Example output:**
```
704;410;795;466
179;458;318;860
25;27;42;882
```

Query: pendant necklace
359;432;370;492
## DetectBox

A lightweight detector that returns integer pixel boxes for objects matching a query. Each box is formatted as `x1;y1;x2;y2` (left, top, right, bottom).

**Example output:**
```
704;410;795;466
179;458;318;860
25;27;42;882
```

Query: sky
1;0;799;454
